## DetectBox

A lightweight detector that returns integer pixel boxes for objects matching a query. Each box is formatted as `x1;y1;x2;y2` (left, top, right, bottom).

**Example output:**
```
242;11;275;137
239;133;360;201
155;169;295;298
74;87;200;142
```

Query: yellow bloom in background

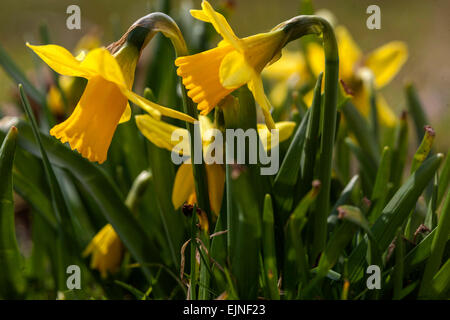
136;114;295;215
27;43;195;164
262;50;311;108
83;224;123;278
175;0;287;130
306;26;408;126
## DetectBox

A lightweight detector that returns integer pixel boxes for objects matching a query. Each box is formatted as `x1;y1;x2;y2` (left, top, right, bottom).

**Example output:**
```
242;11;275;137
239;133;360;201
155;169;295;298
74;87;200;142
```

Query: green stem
123;12;212;219
278;16;339;260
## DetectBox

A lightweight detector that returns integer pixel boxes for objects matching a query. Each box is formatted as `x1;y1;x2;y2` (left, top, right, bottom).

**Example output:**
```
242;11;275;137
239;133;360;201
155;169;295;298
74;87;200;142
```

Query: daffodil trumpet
27;13;194;164
273;15;339;260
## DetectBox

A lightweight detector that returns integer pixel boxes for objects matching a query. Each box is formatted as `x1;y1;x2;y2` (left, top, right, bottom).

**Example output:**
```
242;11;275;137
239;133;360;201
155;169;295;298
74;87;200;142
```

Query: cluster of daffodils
27;1;407;277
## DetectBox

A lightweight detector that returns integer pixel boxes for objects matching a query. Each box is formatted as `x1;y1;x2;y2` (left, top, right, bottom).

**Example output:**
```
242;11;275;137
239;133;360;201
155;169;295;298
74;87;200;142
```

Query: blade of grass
0;126;25;298
262;194;280;300
390;111;409;191
285;181;320;297
348;153;443;282
369;146;392;223
296;73;323;200
341;101;380;168
405;83;429;143
418;189;450;298
392;229;405;300
437;152;450;207
427;259;450;299
273;109;310;218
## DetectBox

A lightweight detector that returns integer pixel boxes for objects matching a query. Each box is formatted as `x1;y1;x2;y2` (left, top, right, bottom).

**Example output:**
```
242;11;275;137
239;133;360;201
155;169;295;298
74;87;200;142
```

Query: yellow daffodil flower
264;25;407;127
135;114;295;215
307;26;407;126
46;33;101;116
27;43;194;164
175;0;288;130
83;224;123;278
262;50;311;108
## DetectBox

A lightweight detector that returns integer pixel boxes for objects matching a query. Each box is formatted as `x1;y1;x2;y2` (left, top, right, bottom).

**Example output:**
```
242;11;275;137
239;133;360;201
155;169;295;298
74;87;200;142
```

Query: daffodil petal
336;26;362;80
219;51;253;89
376;93;398;127
257;121;296;150
119;103;131;124
135;114;190;154
122;89;195;123
306;42;325;77
365;41;408;89
80;48;127;87
26;43;89;78
205;164;225;215
196;0;242;52
172;162;196;209
190;9;210;22
248;77;276;130
268;81;289;108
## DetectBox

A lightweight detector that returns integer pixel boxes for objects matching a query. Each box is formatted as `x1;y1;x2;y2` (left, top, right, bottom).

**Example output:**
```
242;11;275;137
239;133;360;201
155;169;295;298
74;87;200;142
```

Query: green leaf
390;112;409;191
262;194;280;300
328;175;359;228
348;153;444;282
273;108;310;217
229;165;262;299
337;205;371;236
284;181;320;297
410;126;435;173
345;137;376;195
405;83;429;144
0;126;25;298
369;146;392;222
0;117;159;283
392;229;405;300
428;259;450;298
418;189;450;298
296;72;323;200
114;280;146;300
0;43;45;106
316;219;357;279
341;101;380;168
437;152;450;207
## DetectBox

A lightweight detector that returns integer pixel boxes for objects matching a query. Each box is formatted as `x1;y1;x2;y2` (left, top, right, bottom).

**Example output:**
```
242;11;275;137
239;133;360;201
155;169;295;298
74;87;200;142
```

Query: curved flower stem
118;13;212;219
276;16;339;260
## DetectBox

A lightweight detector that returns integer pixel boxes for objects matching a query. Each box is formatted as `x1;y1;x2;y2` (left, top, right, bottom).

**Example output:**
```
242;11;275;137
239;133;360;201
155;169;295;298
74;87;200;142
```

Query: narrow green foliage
410;126;435;173
391;112;409;190
406;83;429;143
273;109;310;217
419;189;450;298
369;146;392;222
262;194;280;300
341;101;380;167
437;152;450;207
0;126;25;298
348;153;443;282
297;72;323;200
392;229;405;300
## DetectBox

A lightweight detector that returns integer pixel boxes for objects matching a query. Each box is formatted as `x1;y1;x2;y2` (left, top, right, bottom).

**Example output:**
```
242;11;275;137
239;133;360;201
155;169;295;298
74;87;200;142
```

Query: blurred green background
0;0;449;149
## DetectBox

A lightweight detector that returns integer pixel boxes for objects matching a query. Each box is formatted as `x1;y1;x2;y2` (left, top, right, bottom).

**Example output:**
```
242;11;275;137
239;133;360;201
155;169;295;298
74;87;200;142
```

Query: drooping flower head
83;224;123;278
27;14;195;164
175;0;289;130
